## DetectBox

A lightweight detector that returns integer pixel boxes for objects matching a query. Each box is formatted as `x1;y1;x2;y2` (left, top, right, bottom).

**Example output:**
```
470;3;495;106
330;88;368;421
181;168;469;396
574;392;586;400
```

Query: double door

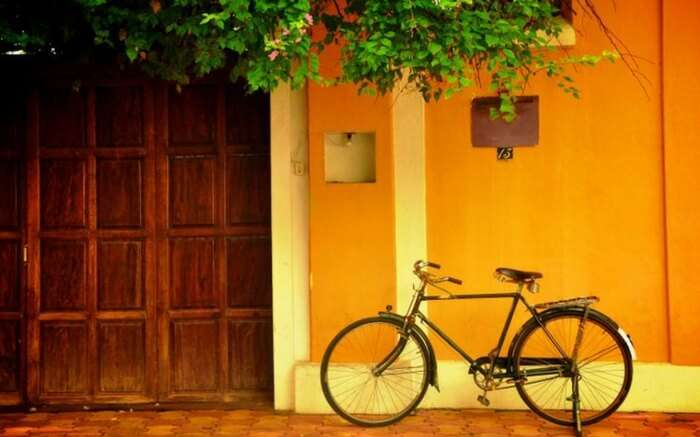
0;73;272;406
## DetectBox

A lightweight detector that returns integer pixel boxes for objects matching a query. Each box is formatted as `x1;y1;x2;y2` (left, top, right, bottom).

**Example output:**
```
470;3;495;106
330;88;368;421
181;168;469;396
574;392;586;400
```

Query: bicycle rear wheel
320;317;429;426
512;309;633;426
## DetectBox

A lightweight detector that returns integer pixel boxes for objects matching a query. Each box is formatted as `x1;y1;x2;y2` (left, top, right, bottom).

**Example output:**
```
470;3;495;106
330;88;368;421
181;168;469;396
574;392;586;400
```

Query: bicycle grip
427;261;441;269
448;276;463;285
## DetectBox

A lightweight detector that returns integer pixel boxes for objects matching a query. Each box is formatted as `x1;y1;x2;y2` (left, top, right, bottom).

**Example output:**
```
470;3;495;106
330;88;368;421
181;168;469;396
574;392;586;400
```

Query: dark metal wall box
471;96;539;147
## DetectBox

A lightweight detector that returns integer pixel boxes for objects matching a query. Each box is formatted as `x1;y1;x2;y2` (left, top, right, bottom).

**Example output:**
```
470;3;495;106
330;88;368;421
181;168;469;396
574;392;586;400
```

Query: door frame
270;84;310;410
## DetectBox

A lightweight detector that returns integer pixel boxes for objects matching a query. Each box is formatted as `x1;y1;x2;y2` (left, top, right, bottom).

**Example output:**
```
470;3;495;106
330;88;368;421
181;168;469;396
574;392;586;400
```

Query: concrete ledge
294;360;700;413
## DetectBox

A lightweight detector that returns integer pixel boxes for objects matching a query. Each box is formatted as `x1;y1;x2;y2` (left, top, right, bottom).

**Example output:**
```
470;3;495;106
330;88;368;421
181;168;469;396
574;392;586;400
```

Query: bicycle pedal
477;395;490;407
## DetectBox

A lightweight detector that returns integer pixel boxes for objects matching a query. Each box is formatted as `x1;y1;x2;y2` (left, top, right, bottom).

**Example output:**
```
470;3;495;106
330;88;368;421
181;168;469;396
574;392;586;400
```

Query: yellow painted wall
425;0;670;362
663;1;700;365
308;44;396;360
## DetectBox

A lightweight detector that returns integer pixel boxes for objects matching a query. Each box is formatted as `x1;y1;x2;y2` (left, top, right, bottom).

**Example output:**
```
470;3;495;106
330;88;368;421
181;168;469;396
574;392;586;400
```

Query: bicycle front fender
378;311;440;391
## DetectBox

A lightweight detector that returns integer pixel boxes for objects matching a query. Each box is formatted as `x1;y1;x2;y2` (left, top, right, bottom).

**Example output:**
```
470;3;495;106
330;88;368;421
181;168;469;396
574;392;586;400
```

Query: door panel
170;319;219;392
226;155;271;224
27;82;157;404
39;159;87;229
169;238;217;309
96;158;143;228
0;161;19;228
0;241;20;311
229;319;273;390
157;82;272;402
40;322;89;395
0;321;20;393
169;157;216;226
225;85;270;151
95;86;144;148
168;86;217;148
38;87;86;148
97;321;146;393
97;240;144;310
227;236;272;308
39;239;87;311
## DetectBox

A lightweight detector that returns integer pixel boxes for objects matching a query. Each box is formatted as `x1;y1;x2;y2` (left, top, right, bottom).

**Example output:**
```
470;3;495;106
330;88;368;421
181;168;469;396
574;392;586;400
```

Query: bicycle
320;260;635;436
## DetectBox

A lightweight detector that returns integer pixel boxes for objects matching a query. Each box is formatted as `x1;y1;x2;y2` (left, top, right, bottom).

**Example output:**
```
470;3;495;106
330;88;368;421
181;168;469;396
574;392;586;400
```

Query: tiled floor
0;409;698;436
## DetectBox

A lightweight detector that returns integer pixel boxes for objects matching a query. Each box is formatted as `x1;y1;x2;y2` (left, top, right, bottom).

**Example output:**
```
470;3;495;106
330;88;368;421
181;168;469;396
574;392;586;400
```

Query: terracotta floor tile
664;430;700;437
356;429;397;436
0;427;33;436
465;433;509;437
318;432;363;437
177;430;211;437
434;424;464;435
66;432;104;437
247;431;286;437
287;414;323;425
585;430;619;437
507;424;542;436
0;409;698;436
217;425;249;434
465;424;510;434
388;431;432;437
186;417;218;425
144;424;178;436
16;415;51;423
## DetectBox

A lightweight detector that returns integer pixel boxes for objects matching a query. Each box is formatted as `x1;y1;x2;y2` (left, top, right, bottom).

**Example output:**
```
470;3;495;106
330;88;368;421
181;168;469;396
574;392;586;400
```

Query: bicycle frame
391;281;577;383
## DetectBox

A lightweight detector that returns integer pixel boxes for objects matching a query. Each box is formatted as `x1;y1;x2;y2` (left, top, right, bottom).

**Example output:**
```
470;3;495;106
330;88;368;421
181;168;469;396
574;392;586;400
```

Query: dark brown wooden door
0;87;27;406
26;80;158;404
155;82;272;403
22;73;272;406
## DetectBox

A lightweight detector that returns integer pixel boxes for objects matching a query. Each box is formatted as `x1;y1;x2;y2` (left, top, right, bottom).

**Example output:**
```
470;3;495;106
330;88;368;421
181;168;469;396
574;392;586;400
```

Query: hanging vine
0;0;643;118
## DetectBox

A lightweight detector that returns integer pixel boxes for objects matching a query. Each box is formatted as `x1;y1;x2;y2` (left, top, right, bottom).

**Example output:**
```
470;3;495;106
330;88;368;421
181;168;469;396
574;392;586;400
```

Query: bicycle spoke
321;318;428;425
514;313;631;426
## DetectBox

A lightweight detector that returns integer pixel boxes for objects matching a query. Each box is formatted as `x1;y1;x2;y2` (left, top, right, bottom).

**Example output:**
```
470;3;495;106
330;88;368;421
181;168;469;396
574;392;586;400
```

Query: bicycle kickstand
572;375;583;437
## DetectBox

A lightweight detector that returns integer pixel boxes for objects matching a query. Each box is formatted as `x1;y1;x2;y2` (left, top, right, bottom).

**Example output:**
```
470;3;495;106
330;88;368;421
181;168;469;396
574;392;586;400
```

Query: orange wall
308;45;396;360
663;1;700;365
425;0;669;362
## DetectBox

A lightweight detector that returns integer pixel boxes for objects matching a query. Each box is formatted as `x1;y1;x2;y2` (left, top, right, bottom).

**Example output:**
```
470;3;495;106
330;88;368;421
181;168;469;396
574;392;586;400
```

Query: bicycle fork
372;334;409;376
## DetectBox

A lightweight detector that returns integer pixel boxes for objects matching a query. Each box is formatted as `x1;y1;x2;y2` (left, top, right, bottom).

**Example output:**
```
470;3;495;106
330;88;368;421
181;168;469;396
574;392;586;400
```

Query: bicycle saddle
495;267;542;283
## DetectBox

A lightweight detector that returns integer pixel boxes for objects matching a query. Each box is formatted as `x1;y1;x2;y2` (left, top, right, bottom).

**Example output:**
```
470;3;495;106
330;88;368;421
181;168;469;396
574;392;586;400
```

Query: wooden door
26;79;158;404
0;87;27;406
22;72;272;407
155;82;273;403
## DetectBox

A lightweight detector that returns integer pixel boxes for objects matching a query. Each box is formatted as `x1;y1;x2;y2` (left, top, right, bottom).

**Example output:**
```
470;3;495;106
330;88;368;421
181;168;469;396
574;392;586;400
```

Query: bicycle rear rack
534;296;599;310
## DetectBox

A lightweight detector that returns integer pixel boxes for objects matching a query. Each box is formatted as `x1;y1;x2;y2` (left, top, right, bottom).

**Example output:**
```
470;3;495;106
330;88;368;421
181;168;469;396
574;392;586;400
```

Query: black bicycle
320;260;635;436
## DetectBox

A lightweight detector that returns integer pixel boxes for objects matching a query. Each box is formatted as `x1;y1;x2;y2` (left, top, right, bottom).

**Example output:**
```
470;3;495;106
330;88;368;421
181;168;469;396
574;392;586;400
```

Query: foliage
0;0;619;119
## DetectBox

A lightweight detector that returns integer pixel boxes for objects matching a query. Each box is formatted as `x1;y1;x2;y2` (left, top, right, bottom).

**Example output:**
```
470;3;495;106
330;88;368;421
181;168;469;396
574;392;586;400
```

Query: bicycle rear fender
507;306;637;362
378;311;440;391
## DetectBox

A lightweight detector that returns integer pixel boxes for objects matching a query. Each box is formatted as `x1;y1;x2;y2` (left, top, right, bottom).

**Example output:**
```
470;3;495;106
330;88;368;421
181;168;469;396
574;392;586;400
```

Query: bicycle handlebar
413;260;462;286
447;276;463;285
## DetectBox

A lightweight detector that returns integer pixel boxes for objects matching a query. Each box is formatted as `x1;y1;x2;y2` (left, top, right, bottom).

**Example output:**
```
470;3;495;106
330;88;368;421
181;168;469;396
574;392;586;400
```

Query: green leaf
126;46;137;61
485;34;499;47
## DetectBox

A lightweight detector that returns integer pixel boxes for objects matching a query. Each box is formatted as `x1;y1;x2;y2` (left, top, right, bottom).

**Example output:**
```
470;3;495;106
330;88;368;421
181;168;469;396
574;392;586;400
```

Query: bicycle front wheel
512;309;633;426
320;317;429;426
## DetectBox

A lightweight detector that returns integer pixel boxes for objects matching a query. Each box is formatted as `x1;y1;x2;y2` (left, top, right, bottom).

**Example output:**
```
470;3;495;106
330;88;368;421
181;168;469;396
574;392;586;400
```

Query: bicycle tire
320;316;430;427
511;308;633;426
